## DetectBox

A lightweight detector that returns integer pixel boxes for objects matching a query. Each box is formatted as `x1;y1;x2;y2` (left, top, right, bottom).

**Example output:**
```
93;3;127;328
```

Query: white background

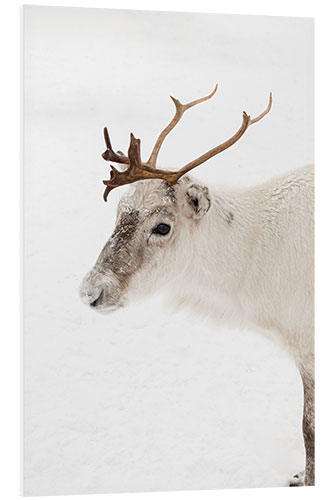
0;1;332;500
21;4;314;496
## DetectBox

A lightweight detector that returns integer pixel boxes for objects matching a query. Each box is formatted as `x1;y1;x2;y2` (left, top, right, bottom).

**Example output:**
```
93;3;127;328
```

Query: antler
101;87;272;201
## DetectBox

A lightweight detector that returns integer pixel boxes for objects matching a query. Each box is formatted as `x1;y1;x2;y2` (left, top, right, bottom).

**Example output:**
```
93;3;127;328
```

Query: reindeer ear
185;184;211;219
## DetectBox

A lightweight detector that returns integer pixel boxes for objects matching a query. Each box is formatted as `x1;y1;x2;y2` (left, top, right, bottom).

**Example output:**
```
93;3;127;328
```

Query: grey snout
80;279;105;309
80;267;122;311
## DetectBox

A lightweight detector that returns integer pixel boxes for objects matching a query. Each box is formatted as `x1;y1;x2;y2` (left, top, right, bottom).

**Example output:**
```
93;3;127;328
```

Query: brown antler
101;87;272;201
101;127;130;165
102;133;181;201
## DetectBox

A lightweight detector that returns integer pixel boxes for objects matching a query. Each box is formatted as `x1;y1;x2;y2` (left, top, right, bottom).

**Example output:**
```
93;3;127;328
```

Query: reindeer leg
289;365;315;487
302;370;315;486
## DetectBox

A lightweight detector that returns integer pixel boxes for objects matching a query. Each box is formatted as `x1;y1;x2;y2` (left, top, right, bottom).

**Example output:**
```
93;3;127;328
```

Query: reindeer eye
152;223;171;235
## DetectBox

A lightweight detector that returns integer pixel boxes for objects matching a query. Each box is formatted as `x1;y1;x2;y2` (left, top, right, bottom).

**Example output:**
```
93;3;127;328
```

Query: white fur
171;165;314;371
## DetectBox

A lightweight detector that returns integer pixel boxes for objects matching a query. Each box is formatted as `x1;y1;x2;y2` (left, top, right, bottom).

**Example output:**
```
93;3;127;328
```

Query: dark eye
152;223;171;235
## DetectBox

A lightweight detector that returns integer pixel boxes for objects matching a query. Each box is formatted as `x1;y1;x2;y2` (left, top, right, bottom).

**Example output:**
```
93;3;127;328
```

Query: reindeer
80;85;314;487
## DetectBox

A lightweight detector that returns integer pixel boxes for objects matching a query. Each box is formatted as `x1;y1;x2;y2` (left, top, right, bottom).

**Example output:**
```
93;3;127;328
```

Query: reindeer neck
191;185;262;296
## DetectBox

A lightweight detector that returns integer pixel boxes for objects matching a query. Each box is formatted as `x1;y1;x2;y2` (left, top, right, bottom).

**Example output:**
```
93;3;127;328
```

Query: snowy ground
22;6;313;496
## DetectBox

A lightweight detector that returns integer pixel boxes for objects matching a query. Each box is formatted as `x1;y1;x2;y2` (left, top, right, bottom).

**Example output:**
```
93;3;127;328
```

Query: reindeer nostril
90;290;104;308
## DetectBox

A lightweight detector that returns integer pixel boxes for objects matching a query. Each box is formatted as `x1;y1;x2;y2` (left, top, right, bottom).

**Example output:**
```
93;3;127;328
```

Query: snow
22;6;313;496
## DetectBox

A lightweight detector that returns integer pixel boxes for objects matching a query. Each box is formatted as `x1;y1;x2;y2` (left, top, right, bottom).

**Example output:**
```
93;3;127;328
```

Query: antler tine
103;182;114;202
147;84;218;169
102;127;130;165
172;92;273;179
128;133;143;168
249;91;272;124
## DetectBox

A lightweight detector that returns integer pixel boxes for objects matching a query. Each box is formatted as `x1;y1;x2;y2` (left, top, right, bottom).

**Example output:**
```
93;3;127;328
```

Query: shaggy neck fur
172;185;259;324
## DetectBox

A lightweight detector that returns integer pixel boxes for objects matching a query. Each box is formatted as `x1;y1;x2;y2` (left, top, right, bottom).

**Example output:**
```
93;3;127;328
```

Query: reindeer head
80;86;272;312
